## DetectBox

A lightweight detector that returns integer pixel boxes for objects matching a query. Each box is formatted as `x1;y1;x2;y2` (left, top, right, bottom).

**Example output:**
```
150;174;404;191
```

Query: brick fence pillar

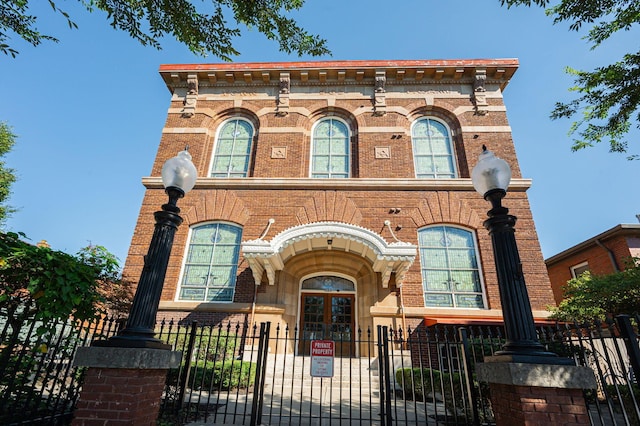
71;347;181;425
477;359;597;426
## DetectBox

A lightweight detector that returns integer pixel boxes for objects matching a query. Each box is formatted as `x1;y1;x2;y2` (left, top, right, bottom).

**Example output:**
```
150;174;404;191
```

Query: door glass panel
299;292;355;357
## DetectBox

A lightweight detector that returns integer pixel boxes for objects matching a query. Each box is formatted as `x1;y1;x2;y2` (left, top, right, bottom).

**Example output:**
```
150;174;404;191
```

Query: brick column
72;347;181;425
477;359;597;426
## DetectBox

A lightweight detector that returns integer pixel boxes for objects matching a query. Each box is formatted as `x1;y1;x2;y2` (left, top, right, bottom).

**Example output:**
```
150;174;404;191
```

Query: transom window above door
311;118;350;178
411;118;457;178
210;118;253;177
302;276;355;292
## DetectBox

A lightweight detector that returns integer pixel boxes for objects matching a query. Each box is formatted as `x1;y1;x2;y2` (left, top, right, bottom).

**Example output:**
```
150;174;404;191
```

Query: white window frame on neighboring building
411;117;457;178
176;222;242;302
310;117;350;178
570;261;590;278
209;118;254;178
418;225;487;309
438;343;461;373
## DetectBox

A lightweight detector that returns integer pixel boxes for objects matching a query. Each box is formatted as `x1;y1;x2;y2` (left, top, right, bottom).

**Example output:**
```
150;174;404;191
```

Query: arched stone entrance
241;222;416;355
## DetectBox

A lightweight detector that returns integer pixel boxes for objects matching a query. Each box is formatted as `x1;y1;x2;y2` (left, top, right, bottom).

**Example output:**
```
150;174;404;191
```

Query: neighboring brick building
122;59;555;354
545;223;640;305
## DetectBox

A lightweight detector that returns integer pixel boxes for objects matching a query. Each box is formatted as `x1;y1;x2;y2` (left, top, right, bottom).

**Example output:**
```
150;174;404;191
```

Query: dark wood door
299;293;355;357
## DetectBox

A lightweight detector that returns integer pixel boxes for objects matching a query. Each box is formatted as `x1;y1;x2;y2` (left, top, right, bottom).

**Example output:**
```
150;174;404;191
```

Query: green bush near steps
395;367;464;403
169;360;257;391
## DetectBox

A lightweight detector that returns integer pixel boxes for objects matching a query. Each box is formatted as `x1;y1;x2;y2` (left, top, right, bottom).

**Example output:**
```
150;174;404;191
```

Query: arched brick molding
410;191;483;230
295;191;363;225
183;190;251;226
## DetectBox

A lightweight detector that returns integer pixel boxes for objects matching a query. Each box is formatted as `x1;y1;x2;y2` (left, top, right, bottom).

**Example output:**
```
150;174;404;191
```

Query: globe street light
472;145;565;363
98;148;197;349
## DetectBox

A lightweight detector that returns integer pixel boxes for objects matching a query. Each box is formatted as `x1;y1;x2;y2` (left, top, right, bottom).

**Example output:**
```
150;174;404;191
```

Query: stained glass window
412;118;457;178
311;118;350;178
210;119;253;177
178;223;242;302
418;226;485;308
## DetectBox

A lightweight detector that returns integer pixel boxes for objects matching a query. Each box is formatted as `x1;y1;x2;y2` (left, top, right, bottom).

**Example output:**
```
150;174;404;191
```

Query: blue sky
1;1;639;265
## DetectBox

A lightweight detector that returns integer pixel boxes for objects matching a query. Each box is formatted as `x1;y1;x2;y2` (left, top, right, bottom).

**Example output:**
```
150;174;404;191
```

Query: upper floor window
570;262;590;278
311;118;350;178
178;222;242;302
210;118;253;177
411;118;457;178
418;225;485;308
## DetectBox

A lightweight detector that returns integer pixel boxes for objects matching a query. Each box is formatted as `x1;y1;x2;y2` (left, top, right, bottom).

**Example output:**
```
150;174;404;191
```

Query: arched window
411;118;457;178
178;222;242;302
210;118;254;177
418;225;485;308
311;118;350;178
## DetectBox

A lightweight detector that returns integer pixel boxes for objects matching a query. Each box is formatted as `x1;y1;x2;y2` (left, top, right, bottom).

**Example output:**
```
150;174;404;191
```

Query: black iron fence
0;313;638;425
0;315;121;425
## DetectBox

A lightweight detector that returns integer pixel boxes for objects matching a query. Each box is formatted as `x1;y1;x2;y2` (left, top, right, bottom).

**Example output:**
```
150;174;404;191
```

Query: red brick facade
488;383;590;425
72;368;166;425
545;224;640;304
122;59;554;339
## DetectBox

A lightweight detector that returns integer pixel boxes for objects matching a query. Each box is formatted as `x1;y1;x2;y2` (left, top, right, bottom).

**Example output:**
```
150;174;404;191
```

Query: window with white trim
178;223;242;302
311;118;350;178
411;118;457;178
418;225;485;308
570;262;590;278
438;343;461;373
210;118;253;177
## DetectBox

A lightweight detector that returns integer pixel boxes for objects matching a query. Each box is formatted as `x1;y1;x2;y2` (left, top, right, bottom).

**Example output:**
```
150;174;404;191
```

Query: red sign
310;340;335;377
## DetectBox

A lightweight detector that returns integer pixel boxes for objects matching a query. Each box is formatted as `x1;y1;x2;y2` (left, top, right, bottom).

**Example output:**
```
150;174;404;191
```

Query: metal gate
158;321;489;425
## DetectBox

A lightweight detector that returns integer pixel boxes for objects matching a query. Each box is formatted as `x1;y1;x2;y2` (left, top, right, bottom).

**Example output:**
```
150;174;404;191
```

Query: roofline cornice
159;58;519;93
159;58;519;72
545;224;640;265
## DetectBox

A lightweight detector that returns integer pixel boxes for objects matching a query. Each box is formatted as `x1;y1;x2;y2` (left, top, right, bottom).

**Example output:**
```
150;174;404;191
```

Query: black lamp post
96;149;197;350
471;146;567;364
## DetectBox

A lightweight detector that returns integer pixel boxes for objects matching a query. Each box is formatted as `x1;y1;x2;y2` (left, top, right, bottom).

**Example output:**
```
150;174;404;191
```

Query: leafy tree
548;258;640;322
501;0;640;158
1;0;329;60
0;122;16;225
0;232;131;330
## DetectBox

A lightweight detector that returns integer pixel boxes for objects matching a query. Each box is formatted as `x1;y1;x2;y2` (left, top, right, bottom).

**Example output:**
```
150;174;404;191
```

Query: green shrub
395;368;465;414
163;330;239;362
396;367;441;401
173;360;256;391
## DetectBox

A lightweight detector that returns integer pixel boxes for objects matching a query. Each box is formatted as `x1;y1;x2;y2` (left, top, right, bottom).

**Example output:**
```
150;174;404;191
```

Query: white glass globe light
161;149;198;193
471;146;511;196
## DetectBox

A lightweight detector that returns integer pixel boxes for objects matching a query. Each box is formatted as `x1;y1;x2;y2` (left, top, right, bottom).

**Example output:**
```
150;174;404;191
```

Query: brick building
122;59;555;354
545;223;640;305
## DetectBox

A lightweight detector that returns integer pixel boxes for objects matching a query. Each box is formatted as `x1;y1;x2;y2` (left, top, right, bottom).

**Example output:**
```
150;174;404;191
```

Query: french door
299;293;355;357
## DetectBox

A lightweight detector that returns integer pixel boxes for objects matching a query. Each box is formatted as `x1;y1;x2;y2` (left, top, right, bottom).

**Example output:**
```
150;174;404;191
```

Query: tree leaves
2;0;329;60
0;123;16;226
501;0;640;156
549;258;640;321
0;232;132;334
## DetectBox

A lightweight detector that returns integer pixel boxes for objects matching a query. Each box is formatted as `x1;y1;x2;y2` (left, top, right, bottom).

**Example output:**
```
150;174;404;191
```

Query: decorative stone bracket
182;74;198;118
373;70;387;116
472;68;488;115
242;222;416;287
276;72;290;116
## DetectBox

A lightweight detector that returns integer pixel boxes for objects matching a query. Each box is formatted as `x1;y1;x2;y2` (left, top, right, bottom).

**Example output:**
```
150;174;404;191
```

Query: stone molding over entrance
242;221;416;287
